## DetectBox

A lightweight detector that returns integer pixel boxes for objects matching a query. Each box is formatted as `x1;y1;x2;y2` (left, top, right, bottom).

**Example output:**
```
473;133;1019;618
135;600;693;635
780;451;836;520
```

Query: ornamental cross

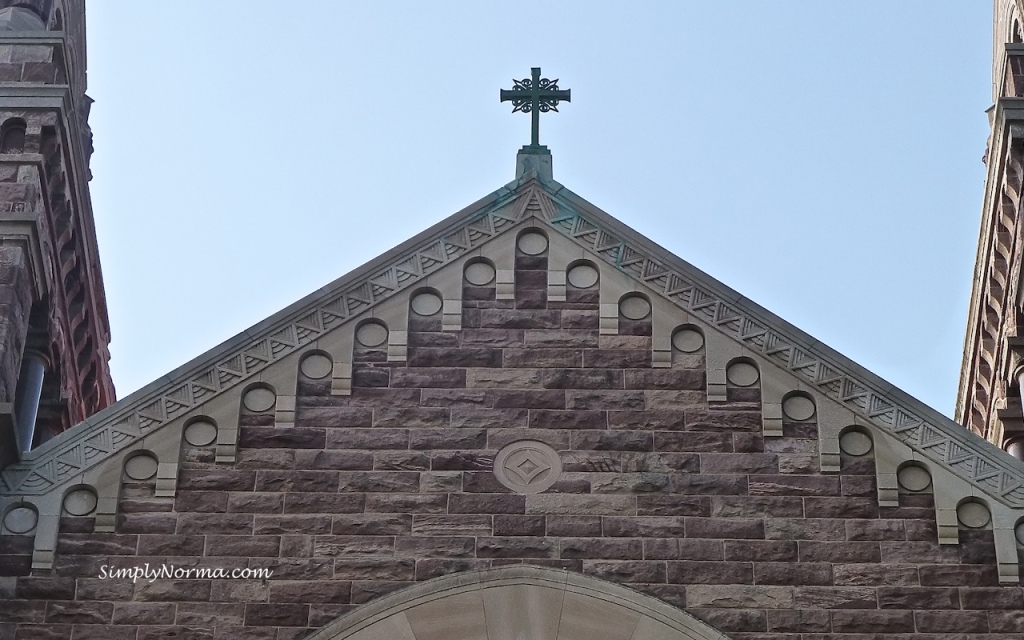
500;67;571;148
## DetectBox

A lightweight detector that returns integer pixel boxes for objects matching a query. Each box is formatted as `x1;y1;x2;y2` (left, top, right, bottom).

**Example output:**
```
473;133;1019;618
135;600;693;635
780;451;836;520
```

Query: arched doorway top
307;565;729;640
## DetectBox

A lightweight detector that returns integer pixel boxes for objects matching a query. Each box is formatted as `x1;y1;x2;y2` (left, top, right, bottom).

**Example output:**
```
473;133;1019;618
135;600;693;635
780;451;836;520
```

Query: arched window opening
0;118;26;154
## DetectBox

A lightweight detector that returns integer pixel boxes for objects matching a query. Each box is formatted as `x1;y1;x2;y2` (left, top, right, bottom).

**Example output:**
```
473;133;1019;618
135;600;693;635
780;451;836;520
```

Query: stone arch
306;565;729;640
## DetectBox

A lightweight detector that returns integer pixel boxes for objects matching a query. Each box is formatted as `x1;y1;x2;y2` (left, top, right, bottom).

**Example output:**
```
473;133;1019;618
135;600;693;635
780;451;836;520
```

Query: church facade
3;2;1024;639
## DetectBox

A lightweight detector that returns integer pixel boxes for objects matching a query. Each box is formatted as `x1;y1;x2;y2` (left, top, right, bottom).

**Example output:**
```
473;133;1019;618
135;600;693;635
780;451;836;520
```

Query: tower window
0;118;26;153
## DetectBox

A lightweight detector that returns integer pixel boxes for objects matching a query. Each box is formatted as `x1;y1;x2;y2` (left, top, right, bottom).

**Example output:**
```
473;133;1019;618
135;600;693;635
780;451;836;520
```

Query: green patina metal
500;67;571;148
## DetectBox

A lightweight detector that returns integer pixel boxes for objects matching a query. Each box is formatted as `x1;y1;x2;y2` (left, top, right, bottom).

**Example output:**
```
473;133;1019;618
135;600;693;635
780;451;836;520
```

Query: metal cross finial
500;67;571;148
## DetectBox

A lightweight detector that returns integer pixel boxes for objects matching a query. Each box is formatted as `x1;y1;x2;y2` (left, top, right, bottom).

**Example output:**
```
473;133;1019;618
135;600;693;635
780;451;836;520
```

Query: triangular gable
3;172;1023;516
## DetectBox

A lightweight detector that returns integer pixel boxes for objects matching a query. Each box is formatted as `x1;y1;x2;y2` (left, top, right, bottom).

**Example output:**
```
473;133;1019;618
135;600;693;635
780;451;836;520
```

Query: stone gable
2;178;1024;638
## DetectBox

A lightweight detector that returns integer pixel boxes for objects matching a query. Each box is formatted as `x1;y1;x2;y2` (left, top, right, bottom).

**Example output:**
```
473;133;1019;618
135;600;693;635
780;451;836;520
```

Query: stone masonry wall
1;239;1023;639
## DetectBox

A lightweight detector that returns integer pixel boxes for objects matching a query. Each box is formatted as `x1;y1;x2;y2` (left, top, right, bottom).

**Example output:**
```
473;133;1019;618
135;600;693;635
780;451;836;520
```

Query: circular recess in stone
782;395;815;422
493;440;562;494
242;386;276;413
619;296;652;320
517;232;548;255
3;506;36;534
63;488;98;516
355;322;388;347
726;362;759;387
566;264;599;289
671;329;704;353
1016;522;1024;546
464;262;496;286
184;420;218;447
838;430;872;456
124;454;159;481
897;465;931;492
300;353;333;380
957;501;991;529
411;292;443;316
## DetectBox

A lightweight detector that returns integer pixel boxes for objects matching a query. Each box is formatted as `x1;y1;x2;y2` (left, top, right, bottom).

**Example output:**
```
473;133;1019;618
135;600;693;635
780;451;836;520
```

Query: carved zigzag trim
4;178;1023;510
0;185;548;495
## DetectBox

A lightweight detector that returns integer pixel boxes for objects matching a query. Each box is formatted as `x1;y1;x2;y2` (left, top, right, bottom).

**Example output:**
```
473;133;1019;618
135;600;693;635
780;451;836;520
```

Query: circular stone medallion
1015;522;1024;546
300;353;333;380
411;292;443;316
782;395;815;422
63;488;98;516
726;362;759;387
3;506;37;534
566;264;599;289
184;420;218;447
125;454;159;481
957;501;991;529
356;322;388;347
839;430;872;456
243;387;276;412
672;329;704;353
465;262;496;286
517;232;548;256
897;465;931;492
619;296;652;320
493;441;562;494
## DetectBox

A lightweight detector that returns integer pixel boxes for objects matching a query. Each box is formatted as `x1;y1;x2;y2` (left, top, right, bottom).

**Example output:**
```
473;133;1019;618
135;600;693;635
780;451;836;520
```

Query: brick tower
0;0;113;466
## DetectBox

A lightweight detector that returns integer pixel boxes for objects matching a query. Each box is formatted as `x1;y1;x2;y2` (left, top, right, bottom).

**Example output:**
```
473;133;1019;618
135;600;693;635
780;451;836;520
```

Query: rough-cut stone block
571;430;652;451
636;495;711;517
711;497;804;518
685;518;764;540
672;474;748;495
701;453;779;474
558;537;643;559
798;541;880;563
530;409;607;429
239;427;325;449
269;581;352;604
655;431;732;452
255;470;339;493
685;409;761;432
337;471;419;493
372;451;431;471
752;562;832;586
412;515;492;536
325;428;408;449
430;450;494;470
451;407;529;429
724;541;797;562
526;494;635;516
583;560;666;583
604;516;685;537
667;561;752;585
283;493;365;514
331;514;412;535
766;609;831;633
395;537;476;558
877;586;960;609
372;406;449;428
913;610;989;633
449;493;525;514
686;585;794;609
476;537;557;558
243;603;309;627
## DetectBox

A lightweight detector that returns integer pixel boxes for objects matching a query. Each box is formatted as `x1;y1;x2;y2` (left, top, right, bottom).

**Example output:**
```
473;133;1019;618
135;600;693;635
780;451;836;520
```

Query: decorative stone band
3;174;1024;512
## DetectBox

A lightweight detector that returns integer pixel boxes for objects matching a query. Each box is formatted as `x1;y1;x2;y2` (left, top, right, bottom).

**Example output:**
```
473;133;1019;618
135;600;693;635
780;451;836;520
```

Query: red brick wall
1;249;1022;639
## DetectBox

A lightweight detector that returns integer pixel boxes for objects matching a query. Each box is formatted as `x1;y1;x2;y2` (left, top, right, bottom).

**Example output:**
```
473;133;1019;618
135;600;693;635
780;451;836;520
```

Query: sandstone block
913;610;989;633
530;409;607;429
239;427;326;449
449;493;525;514
798;541;880;563
582;560;666;583
752;562;832;586
332;513;412;535
558;537;643;559
412;516;492;539
667;561;752;585
325;428;409;450
283;493;364;514
395;537;476;558
685;518;764;540
686;585;794;609
476;536;557;558
253;515;332;535
243;603;309;627
724;540;797;562
526;494;635;516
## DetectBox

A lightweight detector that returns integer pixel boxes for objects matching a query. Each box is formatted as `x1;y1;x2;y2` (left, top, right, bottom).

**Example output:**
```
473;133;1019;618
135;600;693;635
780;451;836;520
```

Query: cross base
516;145;553;181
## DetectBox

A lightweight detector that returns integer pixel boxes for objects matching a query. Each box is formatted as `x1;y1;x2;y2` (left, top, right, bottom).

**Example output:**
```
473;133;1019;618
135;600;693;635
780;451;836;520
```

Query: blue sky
84;2;993;416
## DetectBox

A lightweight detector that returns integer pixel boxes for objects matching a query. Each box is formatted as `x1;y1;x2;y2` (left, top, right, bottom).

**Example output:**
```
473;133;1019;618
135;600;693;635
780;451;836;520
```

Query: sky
83;2;993;418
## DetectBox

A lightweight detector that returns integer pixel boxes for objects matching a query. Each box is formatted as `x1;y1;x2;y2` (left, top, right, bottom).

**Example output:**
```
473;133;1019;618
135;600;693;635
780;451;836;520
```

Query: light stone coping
3;167;1024;524
305;565;729;640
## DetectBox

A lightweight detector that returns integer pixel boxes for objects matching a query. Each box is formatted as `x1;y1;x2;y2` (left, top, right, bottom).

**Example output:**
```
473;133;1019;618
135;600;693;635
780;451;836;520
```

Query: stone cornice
3;174;1024;510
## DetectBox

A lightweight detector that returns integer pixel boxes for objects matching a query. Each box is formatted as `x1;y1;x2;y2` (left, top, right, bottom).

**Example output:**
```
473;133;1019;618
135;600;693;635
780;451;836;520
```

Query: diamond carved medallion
493;440;562;494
